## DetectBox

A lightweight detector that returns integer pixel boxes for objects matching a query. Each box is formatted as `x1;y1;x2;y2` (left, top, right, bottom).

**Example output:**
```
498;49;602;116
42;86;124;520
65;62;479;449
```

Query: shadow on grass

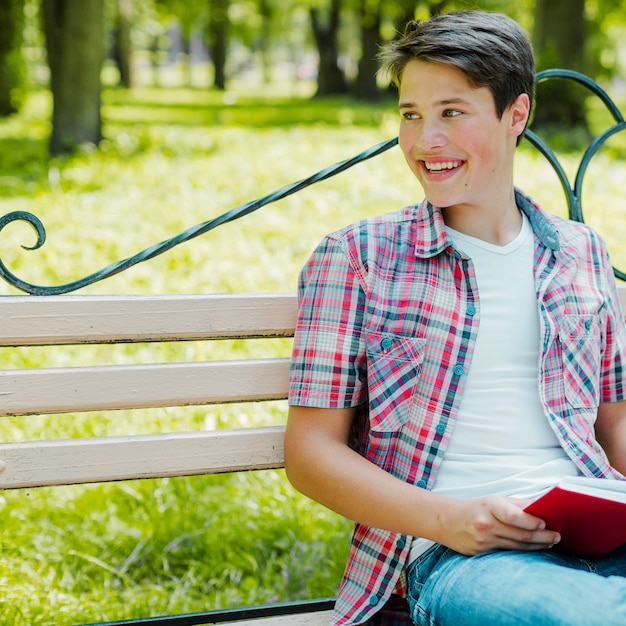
0;87;399;201
102;89;397;128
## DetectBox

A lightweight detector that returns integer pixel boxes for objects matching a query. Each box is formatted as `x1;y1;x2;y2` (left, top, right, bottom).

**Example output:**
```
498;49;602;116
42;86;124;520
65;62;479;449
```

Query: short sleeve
288;233;368;408
599;242;626;403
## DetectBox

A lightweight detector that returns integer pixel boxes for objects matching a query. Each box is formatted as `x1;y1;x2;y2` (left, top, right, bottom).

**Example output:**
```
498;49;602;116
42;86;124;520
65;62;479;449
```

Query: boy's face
398;60;529;212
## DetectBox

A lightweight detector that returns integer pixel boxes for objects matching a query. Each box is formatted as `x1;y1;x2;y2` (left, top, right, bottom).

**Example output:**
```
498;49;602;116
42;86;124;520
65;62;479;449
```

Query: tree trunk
532;0;589;133
310;0;347;97
179;24;191;87
207;0;228;90
258;0;272;84
354;0;381;100
42;0;105;155
115;0;133;88
0;0;24;116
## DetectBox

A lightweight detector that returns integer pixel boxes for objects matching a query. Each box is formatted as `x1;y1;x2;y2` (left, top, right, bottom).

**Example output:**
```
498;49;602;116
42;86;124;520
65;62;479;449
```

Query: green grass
0;81;624;624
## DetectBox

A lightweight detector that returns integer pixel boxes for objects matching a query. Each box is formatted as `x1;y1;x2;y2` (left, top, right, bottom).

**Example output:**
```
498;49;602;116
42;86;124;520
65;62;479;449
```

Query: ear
508;93;530;139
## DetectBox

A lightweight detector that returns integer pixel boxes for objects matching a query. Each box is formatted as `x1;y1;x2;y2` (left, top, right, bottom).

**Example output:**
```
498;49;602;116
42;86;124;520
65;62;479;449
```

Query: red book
524;477;626;557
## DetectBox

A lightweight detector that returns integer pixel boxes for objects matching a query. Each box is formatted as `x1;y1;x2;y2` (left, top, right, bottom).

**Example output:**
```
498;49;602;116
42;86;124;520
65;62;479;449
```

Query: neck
441;192;522;246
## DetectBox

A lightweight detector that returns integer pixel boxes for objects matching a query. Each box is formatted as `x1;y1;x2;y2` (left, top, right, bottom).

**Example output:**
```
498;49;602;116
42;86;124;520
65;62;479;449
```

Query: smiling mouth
423;160;463;172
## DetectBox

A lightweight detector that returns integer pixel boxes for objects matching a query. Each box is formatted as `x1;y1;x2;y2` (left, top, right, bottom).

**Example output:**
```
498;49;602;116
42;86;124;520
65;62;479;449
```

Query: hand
437;495;561;556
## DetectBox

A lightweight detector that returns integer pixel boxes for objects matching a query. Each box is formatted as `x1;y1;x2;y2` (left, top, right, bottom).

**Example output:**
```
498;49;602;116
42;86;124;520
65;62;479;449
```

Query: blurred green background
0;1;624;624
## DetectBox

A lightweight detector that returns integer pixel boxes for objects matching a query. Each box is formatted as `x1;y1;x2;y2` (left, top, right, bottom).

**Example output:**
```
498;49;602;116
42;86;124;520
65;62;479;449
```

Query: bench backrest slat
2;288;623;347
0;359;290;416
0;285;624;491
0;293;297;345
0;426;285;489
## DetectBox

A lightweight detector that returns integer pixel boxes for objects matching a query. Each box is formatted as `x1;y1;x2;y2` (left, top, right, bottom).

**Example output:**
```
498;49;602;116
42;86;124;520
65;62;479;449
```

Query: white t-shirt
409;212;580;562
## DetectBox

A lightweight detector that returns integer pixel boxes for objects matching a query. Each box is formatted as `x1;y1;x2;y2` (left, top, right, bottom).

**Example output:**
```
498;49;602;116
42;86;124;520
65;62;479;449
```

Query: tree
258;0;272;83
353;0;381;100
42;0;106;155
207;0;228;90
532;0;589;132
153;0;209;87
310;0;347;96
114;0;134;87
0;0;24;116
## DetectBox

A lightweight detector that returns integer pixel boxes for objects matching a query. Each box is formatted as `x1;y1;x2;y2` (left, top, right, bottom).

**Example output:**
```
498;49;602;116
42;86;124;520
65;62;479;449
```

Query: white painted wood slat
0;284;623;493
0;358;290;416
0;293;297;346
0;287;622;347
0;426;286;489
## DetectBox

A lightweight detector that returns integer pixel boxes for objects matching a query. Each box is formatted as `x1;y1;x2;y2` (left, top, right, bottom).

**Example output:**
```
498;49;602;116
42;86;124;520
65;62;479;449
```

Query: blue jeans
406;543;626;626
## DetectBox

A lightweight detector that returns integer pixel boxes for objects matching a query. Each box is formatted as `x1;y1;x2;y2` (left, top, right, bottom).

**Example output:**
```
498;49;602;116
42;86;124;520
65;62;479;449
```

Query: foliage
0;82;624;624
585;0;626;78
0;0;26;115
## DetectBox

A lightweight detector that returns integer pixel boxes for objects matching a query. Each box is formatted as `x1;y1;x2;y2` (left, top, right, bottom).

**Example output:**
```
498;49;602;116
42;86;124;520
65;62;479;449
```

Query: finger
493;500;546;531
462;528;561;556
488;501;561;547
497;530;561;551
491;517;561;549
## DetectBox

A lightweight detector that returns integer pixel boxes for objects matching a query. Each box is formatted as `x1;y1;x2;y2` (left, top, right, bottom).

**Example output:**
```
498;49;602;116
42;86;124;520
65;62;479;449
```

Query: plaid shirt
288;189;626;626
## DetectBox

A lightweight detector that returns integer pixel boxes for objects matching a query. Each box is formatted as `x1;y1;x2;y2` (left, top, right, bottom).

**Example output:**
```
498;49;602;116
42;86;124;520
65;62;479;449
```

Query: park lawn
0;82;624;624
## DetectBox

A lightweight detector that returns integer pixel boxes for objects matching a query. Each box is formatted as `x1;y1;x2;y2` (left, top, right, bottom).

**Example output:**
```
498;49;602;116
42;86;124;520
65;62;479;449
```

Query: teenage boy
285;10;626;626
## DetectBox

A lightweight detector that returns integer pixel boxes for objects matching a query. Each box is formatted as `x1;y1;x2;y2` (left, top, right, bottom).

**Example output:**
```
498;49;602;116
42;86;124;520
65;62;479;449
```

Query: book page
558;476;626;503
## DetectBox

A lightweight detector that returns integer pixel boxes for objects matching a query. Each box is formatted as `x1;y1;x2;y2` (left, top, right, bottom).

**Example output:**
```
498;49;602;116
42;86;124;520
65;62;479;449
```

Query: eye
443;109;462;118
402;111;420;121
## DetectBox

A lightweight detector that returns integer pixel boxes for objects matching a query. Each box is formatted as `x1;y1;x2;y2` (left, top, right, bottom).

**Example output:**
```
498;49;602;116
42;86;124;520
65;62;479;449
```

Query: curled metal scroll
0;137;398;295
525;69;626;281
0;69;624;294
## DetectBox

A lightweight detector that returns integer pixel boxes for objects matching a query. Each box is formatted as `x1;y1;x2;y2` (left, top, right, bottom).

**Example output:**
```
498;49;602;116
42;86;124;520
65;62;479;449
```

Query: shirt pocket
365;331;425;432
559;314;602;408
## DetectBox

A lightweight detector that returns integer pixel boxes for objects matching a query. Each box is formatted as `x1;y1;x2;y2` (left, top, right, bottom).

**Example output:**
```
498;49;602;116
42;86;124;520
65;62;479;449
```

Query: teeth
424;161;461;171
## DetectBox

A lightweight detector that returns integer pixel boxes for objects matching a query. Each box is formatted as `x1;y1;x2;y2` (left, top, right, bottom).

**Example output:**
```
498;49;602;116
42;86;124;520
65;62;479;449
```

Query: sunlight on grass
0;82;624;624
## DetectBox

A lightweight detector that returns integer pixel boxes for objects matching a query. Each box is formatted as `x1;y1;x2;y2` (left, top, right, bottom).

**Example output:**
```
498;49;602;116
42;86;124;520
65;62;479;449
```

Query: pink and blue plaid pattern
289;189;626;625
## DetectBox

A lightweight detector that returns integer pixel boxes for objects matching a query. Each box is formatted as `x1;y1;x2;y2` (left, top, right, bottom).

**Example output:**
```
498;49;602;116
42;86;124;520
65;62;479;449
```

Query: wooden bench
0;69;624;625
0;293;335;625
1;288;625;626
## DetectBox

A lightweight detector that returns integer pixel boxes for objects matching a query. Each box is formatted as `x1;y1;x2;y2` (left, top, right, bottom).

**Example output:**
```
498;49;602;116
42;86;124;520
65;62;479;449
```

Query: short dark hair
379;11;535;140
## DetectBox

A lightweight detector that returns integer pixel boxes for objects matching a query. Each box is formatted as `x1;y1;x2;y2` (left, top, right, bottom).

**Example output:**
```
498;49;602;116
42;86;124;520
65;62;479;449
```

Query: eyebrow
399;97;470;109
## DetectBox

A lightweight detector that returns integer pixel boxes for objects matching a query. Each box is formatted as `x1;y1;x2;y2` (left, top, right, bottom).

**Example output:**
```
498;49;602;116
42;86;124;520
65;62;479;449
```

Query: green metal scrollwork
0;138;398;295
525;69;626;281
0;69;623;294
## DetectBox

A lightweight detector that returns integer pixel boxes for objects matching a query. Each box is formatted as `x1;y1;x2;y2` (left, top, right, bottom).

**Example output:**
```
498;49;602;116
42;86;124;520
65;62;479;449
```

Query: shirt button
436;424;446;435
453;365;464;376
396;537;406;549
584;319;592;331
417;479;427;489
369;594;380;606
454;250;462;259
381;337;393;351
467;305;476;316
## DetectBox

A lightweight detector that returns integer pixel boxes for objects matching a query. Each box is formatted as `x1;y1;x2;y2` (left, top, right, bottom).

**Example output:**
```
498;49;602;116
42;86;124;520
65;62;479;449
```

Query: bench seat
1;275;624;626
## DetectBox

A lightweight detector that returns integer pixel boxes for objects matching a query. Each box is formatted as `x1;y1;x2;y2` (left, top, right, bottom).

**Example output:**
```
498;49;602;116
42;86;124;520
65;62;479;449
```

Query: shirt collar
515;188;561;251
413;188;561;258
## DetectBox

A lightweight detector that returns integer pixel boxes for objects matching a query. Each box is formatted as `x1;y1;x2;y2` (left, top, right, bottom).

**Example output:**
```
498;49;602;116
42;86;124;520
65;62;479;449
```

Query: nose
417;118;446;151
